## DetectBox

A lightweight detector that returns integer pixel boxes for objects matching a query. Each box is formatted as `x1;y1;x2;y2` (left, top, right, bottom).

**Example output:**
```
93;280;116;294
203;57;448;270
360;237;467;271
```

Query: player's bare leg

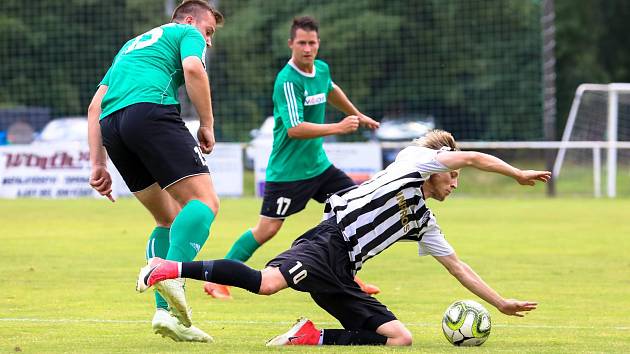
205;217;283;299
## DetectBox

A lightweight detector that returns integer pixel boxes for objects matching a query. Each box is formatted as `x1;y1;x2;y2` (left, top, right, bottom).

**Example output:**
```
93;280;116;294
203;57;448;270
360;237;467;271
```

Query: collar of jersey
288;60;316;78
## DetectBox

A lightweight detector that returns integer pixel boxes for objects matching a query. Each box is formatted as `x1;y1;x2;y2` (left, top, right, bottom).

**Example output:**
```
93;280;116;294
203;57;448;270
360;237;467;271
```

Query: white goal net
554;83;630;197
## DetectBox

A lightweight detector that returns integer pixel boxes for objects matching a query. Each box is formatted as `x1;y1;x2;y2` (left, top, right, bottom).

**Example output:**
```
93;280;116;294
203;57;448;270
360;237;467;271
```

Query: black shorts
100;103;209;192
260;165;355;219
266;219;397;331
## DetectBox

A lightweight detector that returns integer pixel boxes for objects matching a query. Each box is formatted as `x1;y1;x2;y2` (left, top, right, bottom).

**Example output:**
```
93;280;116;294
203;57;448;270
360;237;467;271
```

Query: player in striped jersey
137;129;551;346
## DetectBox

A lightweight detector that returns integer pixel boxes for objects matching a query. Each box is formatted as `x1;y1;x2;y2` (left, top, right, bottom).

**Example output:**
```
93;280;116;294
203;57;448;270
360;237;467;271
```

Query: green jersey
267;60;334;182
99;23;206;119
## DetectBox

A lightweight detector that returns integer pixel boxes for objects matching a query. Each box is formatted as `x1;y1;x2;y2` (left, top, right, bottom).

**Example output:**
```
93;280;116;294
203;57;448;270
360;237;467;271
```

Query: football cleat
152;309;213;343
203;282;233;300
155;278;192;328
354;276;381;295
136;257;179;292
266;317;320;346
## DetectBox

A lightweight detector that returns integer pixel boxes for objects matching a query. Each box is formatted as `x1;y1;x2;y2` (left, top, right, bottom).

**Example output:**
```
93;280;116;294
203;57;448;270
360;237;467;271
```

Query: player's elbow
287;126;303;139
87;101;100;117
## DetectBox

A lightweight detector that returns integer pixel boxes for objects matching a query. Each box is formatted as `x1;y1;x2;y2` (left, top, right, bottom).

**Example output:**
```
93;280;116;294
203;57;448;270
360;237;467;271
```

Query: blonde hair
172;0;224;26
412;129;459;151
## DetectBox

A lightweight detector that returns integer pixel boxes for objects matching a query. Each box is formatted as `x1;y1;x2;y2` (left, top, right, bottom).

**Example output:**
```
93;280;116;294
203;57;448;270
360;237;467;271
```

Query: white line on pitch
0;318;628;331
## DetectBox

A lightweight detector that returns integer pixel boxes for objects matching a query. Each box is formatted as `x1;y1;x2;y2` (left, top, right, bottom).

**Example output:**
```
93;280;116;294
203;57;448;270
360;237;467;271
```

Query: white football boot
154;278;192;327
151;309;213;343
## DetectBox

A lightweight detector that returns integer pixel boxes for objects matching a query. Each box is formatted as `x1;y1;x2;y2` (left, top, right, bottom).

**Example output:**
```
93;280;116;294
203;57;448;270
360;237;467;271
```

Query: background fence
1;0;544;142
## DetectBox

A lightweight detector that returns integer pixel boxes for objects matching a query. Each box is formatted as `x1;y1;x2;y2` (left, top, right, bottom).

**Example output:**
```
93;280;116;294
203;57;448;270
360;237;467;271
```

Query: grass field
2;197;630;353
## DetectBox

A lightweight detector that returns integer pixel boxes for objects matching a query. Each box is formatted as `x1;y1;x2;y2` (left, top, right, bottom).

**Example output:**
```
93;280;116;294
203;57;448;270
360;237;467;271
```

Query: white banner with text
0;142;243;198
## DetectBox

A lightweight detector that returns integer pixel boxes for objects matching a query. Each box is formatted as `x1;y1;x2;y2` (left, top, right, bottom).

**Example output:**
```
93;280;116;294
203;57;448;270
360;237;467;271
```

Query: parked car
32;117;87;144
185;117;274;170
375;115;435;142
184;119;201;142
373;115;436;166
245;116;275;169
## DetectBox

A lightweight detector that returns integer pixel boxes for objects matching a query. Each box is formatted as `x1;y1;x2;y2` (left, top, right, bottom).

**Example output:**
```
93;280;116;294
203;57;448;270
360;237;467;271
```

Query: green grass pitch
1;197;629;353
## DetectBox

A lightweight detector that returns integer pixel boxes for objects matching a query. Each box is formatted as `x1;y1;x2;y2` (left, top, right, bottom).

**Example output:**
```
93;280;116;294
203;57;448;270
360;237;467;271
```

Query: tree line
1;0;629;141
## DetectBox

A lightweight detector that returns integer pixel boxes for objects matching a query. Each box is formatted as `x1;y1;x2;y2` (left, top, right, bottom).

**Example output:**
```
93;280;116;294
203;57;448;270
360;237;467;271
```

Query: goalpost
553;83;630;198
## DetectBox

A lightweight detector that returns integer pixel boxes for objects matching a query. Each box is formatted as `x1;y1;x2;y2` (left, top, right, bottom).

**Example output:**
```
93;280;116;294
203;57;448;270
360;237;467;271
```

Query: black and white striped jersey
324;146;455;273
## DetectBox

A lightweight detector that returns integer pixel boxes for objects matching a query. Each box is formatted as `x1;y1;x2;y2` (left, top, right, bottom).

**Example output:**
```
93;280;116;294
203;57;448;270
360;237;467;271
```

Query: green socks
146;201;215;310
146;226;170;310
166;199;215;262
225;230;261;262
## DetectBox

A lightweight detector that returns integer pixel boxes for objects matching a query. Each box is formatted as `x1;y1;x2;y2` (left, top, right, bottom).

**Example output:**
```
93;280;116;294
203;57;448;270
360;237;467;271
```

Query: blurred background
1;0;629;197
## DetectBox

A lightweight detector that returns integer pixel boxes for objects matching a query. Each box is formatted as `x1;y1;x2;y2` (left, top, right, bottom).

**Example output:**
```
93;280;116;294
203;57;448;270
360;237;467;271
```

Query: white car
184;119;201;142
245;116;275;169
373;115;436;166
374;115;435;142
33;117;88;144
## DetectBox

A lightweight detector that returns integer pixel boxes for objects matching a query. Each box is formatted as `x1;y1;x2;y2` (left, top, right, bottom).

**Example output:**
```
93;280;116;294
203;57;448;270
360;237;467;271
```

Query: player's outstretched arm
436;151;551;186
87;85;114;202
183;56;215;153
327;83;379;129
434;253;537;317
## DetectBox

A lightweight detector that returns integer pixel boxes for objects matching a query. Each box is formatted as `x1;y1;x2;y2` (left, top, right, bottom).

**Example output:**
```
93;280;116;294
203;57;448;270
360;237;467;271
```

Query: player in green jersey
87;0;223;343
205;16;381;300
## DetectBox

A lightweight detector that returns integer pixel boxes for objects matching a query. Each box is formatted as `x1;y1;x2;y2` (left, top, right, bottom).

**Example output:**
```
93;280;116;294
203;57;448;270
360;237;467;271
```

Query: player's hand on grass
198;126;215;154
498;299;538;317
89;165;115;202
337;115;360;134
358;114;380;130
515;170;552;186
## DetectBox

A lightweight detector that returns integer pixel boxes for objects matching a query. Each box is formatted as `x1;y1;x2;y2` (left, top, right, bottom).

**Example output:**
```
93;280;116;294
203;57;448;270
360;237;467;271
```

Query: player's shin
181;260;262;293
146;227;170;310
321;329;387;345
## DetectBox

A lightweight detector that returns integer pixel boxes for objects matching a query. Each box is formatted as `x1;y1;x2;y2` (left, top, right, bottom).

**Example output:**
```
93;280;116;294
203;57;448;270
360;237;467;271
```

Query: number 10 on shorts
276;197;291;216
288;261;307;284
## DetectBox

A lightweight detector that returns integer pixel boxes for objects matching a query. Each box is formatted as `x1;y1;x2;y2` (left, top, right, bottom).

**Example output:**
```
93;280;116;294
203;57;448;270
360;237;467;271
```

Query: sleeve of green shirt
275;80;304;128
99;68;111;87
180;27;206;67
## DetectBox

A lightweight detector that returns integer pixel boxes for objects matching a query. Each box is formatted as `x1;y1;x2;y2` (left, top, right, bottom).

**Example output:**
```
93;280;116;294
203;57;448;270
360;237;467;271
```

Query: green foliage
555;0;630;132
210;0;544;141
3;0;630;141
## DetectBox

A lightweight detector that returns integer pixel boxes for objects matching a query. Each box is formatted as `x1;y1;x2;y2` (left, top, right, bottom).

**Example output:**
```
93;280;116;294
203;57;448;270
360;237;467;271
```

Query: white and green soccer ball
442;300;492;346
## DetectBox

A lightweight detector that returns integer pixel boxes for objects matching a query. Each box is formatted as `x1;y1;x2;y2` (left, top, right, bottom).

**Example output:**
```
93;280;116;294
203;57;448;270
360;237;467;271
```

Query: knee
203;195;219;215
153;212;176;227
257;268;285;295
188;197;219;216
257;279;280;296
388;329;413;346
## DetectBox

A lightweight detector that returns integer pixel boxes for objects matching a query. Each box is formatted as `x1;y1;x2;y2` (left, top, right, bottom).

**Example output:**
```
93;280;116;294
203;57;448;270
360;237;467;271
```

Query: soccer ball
442;300;491;346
